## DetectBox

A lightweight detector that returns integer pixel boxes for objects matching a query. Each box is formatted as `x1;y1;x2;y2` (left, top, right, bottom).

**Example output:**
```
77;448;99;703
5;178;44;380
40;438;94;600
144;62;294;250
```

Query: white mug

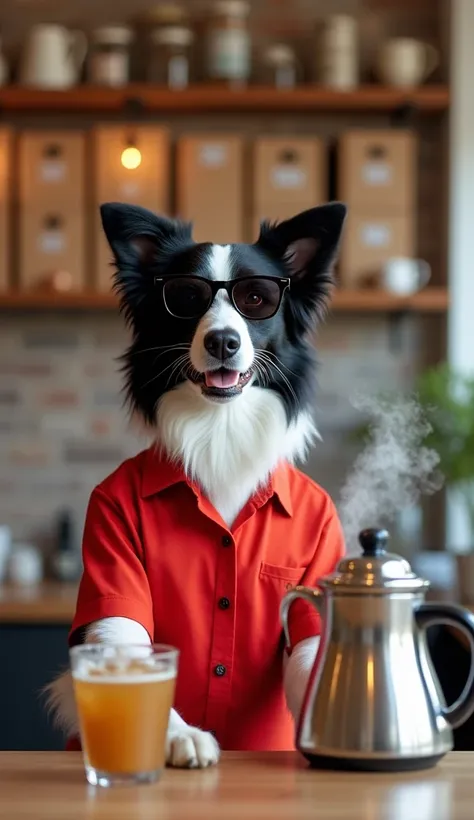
0;525;12;583
377;38;439;88
20;24;87;89
8;543;43;586
382;257;431;295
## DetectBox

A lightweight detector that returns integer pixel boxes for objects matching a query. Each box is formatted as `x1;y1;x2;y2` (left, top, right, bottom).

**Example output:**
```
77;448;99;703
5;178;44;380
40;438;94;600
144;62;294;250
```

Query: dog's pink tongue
205;370;240;388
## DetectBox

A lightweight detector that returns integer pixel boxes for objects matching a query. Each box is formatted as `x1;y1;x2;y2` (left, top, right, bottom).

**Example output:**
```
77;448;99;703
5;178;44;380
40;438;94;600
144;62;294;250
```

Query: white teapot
20;24;87;89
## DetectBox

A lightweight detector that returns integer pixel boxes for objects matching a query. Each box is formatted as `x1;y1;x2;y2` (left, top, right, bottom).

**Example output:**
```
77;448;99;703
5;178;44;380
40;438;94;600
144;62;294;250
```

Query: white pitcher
377;38;439;88
20;24;87;89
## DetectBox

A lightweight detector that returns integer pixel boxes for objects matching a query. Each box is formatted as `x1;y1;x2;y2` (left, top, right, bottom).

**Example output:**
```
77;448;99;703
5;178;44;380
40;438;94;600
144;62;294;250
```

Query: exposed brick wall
0;312;422;547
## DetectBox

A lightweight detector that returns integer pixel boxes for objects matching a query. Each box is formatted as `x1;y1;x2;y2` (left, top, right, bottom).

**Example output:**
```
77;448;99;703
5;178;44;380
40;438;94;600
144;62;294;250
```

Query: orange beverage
70;645;178;787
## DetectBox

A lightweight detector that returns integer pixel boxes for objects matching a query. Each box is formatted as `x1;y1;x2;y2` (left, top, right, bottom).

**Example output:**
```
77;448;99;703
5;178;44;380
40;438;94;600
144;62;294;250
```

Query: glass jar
261;44;299;88
149;26;194;88
206;0;251;87
89;26;133;87
146;3;187;27
317;14;358;89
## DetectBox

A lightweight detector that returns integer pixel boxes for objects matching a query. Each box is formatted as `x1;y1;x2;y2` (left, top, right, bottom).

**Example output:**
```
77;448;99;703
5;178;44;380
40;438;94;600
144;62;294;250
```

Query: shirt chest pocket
259;562;306;593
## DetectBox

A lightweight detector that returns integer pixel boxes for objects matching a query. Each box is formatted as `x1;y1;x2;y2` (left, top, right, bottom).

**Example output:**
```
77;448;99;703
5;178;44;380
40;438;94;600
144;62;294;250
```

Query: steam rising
338;393;443;553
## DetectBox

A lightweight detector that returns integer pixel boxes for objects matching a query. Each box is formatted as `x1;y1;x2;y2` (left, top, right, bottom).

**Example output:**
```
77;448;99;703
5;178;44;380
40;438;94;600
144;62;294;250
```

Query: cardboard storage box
339;213;415;288
0;129;11;291
253;137;326;211
338;130;416;213
19;131;85;207
176;134;244;244
92;125;170;291
18;208;85;290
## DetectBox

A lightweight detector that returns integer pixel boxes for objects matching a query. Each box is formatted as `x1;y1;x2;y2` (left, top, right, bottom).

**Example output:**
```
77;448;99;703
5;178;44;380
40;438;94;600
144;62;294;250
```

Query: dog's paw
166;726;220;769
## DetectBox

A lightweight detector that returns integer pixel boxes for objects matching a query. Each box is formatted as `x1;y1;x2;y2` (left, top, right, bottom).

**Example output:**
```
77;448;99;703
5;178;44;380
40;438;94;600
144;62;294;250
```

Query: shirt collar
141;446;293;517
141;446;188;497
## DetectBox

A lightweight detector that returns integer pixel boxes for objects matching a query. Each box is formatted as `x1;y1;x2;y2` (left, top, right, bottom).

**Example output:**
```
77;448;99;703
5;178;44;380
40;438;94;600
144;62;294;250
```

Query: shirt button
218;597;230;610
222;535;232;547
214;664;226;677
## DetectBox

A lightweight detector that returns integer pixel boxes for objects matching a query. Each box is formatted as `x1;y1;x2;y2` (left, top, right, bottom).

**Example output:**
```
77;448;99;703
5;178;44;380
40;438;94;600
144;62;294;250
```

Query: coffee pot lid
320;528;429;594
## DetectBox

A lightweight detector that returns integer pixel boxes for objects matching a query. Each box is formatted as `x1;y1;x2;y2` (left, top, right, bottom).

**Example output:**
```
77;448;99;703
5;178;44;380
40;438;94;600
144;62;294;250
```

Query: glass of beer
70;643;178;787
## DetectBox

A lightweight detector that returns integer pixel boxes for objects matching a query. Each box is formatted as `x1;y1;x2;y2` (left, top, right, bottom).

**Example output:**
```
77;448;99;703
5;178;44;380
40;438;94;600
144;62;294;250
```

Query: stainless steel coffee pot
280;528;474;771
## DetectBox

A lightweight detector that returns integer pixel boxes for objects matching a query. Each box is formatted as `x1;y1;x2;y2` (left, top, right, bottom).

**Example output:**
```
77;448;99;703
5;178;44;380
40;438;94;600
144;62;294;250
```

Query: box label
360;223;391;247
199;144;227;168
38;231;65;254
361;162;392;186
40;160;66;183
271;165;306;190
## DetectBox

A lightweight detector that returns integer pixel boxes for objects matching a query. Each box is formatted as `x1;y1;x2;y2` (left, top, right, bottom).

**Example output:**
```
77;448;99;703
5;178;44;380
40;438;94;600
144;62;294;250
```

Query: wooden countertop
0;582;77;623
0;751;472;819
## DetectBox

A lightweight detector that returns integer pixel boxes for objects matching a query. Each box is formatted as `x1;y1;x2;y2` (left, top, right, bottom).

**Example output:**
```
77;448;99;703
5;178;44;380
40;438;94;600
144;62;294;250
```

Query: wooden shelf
0;84;450;114
332;287;449;313
0;290;117;310
0;288;449;313
0;582;77;624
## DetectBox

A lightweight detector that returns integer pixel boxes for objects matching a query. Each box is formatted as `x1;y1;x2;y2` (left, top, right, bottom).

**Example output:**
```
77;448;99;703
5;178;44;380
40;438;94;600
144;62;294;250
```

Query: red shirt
70;447;344;751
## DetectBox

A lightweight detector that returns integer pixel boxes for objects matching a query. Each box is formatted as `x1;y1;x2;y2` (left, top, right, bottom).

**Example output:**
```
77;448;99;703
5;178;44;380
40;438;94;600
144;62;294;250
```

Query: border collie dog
47;201;346;767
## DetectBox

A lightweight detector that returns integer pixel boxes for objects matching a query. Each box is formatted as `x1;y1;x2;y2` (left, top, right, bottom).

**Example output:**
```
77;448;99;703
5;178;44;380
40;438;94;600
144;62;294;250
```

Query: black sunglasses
154;275;290;321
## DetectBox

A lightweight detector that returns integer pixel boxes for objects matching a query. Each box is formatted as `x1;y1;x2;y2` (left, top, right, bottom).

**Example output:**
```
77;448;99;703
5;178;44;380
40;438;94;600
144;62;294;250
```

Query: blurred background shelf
333;287;449;312
0;582;77;624
0;287;449;313
0;84;450;114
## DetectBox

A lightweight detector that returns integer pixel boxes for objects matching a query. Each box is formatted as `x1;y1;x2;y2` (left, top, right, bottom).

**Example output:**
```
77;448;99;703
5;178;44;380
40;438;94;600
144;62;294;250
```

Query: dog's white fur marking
190;291;255;377
157;380;315;527
190;245;254;377
45;616;220;769
209;244;232;281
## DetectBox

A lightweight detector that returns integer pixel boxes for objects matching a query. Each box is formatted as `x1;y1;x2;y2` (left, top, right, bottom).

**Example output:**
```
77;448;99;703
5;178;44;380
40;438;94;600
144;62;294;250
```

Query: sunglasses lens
233;278;283;319
163;277;212;318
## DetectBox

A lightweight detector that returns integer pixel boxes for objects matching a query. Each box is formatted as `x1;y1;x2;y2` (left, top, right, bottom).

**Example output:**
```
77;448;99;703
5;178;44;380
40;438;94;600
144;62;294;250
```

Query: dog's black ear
100;202;193;318
256;202;347;332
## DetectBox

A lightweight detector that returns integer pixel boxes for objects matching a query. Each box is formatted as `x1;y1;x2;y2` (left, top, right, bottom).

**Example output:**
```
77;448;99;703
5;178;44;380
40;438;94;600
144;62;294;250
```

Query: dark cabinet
0;625;69;750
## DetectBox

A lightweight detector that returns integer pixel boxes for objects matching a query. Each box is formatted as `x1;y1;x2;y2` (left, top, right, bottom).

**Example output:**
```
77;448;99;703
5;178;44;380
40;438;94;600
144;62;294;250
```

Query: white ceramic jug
20;24;87;89
377;38;439;88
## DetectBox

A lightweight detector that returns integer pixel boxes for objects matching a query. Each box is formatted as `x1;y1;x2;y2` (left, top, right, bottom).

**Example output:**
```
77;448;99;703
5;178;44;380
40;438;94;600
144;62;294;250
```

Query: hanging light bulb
121;143;142;170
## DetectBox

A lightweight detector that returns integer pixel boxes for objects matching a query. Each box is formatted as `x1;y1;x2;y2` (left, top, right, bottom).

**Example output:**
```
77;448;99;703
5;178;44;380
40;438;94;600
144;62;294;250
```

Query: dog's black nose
204;329;241;361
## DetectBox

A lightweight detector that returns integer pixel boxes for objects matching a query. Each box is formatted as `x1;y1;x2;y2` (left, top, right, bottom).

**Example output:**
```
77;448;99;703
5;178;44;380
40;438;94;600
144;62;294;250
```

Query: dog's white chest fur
156;381;316;526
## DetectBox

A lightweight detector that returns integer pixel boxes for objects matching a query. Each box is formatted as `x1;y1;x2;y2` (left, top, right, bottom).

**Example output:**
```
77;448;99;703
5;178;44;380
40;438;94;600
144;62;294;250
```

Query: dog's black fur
100;202;347;425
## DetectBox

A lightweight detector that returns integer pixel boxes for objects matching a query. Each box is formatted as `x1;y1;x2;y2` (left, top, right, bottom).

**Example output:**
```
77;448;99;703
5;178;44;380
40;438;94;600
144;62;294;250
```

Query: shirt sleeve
69;487;154;646
287;505;345;651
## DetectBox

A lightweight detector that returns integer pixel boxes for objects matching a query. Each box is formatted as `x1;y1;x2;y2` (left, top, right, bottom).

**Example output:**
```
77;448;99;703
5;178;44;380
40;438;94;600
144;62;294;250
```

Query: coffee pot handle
280;585;324;650
415;602;474;729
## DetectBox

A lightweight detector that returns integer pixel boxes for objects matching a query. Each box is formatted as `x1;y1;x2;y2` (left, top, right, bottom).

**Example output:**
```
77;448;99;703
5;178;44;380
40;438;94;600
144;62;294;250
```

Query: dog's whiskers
254;351;299;406
142;354;190;390
255;348;299;379
132;343;191;357
252;358;270;388
152;347;191;367
165;355;192;389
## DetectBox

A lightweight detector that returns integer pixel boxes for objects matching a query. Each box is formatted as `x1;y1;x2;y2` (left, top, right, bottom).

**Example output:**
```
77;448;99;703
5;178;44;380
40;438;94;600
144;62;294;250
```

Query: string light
121;145;142;170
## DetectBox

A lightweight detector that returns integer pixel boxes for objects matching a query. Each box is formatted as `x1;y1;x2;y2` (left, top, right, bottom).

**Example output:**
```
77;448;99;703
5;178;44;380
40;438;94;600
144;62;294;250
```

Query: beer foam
73;658;176;684
73;670;175;684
